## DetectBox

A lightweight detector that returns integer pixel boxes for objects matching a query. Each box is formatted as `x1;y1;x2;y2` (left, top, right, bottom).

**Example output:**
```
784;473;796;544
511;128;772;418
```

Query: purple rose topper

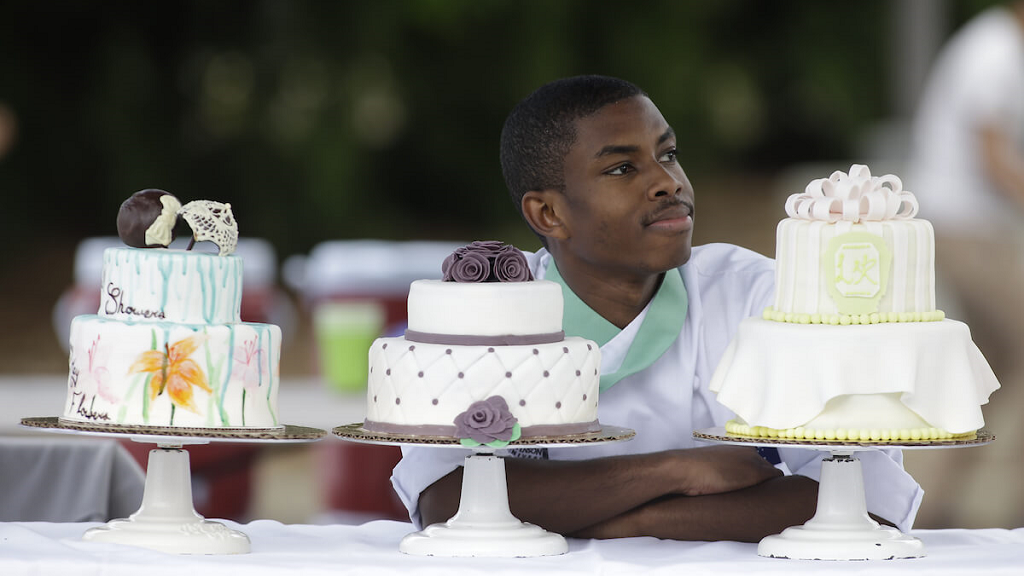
454;396;522;448
441;241;534;283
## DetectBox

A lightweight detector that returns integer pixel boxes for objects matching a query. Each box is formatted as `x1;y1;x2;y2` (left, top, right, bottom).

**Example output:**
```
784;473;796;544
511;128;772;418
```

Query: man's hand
670;445;783;496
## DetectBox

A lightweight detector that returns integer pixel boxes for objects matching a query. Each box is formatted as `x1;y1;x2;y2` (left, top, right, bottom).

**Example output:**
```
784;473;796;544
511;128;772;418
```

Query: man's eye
607;163;633;175
659;149;678;163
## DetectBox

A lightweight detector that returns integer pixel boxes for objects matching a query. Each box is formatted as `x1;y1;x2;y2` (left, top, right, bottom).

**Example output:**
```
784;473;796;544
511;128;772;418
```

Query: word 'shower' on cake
709;165;999;442
363;241;601;444
61;189;283;430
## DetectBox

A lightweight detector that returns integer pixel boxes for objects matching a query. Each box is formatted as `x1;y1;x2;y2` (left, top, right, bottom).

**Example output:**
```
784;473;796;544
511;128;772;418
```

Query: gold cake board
332;422;634;447
21;416;326;442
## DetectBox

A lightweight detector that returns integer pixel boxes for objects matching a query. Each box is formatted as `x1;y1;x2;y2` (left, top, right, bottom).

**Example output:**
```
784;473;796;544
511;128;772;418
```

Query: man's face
558;96;694;277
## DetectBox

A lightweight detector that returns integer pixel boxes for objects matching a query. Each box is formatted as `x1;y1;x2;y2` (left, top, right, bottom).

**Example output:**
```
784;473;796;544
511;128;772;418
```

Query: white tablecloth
2;520;1023;575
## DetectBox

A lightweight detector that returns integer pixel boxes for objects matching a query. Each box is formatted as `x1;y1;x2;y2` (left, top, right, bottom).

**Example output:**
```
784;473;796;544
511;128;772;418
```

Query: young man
392;76;922;541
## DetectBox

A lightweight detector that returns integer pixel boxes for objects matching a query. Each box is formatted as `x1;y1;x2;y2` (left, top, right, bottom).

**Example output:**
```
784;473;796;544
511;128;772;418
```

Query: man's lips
644;203;694;231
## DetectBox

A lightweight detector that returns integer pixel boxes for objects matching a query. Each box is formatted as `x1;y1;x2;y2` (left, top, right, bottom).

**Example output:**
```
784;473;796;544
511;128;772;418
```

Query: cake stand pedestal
20;417;325;555
694;427;994;561
334;423;634;558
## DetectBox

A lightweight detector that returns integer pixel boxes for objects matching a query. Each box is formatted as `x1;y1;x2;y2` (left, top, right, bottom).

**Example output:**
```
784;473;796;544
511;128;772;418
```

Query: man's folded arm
417;446;783;535
570;474;819;542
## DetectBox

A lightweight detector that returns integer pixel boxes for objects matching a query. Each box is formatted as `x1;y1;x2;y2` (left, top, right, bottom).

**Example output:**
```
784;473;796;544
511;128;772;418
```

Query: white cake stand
694;427;995;561
334;423;635;558
20;416;326;555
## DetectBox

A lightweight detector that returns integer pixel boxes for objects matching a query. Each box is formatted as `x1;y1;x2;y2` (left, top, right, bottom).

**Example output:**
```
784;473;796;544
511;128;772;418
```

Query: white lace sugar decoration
784;164;919;223
144;193;182;247
178;200;238;256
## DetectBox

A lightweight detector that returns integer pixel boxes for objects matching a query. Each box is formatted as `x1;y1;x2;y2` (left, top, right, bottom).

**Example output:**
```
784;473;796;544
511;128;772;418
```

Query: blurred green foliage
0;0;1003;258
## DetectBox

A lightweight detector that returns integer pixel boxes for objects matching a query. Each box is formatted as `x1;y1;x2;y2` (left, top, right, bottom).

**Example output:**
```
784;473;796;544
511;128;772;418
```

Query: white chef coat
391;244;924;532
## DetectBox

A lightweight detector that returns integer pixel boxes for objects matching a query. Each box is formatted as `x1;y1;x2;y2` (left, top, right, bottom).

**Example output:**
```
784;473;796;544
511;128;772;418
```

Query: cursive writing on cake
105;283;166;319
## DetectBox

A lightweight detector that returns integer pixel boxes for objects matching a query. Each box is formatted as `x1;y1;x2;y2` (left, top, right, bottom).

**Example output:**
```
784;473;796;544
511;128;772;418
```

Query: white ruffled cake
61;190;282;430
363;242;601;445
710;165;999;442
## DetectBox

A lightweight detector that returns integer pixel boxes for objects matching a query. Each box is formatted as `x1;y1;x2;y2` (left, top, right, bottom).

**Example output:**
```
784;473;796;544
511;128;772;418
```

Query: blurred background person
907;0;1024;528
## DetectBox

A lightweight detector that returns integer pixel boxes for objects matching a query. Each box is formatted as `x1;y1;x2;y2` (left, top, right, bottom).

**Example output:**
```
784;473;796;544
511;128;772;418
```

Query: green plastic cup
314;301;386;393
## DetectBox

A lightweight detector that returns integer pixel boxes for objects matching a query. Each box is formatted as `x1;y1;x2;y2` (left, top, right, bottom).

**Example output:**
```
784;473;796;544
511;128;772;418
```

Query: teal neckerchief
545;259;687;391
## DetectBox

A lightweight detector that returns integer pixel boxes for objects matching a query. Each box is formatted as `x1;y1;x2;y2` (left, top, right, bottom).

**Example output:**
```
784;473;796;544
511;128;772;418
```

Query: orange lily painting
128;333;212;420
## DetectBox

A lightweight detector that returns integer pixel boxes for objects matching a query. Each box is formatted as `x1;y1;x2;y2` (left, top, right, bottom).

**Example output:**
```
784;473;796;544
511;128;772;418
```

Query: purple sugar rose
445;250;490;282
441;241;533;283
494;249;533;282
453;396;518;444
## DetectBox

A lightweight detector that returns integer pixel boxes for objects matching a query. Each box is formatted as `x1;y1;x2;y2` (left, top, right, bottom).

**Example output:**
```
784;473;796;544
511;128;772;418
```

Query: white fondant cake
710;165;999;441
768;165;944;324
63;246;282;429
363;244;601;441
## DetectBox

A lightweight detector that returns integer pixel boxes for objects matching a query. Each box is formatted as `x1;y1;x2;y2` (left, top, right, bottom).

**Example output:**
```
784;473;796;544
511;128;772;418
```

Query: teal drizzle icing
118;374;145;423
202;326;229;426
157;252;173;315
141;329;157;423
200;257;215;323
261;326;278;426
219;326;236;426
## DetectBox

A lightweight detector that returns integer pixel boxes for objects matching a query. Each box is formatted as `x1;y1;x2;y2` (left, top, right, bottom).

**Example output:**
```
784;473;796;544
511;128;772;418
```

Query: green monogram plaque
823;231;891;315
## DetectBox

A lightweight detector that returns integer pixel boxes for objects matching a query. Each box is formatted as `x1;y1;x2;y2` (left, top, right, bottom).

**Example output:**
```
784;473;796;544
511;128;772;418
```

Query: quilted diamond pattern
366;337;599;428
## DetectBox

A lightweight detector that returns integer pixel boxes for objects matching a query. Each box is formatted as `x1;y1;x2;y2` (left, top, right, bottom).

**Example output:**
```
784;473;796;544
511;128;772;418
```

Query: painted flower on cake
233;338;264;391
84;335;119;403
128;334;212;414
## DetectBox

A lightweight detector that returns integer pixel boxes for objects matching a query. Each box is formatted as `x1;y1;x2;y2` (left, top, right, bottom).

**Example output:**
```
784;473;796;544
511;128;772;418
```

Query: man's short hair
499;75;647;228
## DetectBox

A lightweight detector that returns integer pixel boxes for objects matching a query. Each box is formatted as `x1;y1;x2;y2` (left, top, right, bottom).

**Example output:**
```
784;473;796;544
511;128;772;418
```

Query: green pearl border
725;419;973;442
763;306;945;325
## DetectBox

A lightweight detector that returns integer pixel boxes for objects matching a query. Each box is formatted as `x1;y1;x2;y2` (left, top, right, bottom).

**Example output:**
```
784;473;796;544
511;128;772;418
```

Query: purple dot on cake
583;394;587;401
458;372;464;379
418;371;424;378
409;345;415;351
432;399;438;405
532;349;539;355
587;344;592;350
488;347;495;353
505;371;512;378
373;395;377;402
395;398;401;405
446;349;452;354
563;347;569;353
575;370;581;376
543;370;549;377
555;401;562;409
382;343;388;350
519;399;526;406
386;369;391;375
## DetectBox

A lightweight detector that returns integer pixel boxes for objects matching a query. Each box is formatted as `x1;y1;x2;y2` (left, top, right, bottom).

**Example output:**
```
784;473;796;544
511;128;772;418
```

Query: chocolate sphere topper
117;189;182;248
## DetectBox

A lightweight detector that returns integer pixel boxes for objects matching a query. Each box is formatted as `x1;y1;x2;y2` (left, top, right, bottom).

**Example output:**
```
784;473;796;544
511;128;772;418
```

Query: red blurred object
120;441;260;521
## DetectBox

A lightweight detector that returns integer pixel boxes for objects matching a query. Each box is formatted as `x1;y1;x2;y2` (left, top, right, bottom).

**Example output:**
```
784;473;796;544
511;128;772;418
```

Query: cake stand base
759;525;923;561
399;453;568;557
84;445;249;555
757;452;924;561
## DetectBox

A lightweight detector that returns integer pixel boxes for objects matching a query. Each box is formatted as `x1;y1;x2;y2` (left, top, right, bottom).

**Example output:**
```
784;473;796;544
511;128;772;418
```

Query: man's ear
522;189;569;241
